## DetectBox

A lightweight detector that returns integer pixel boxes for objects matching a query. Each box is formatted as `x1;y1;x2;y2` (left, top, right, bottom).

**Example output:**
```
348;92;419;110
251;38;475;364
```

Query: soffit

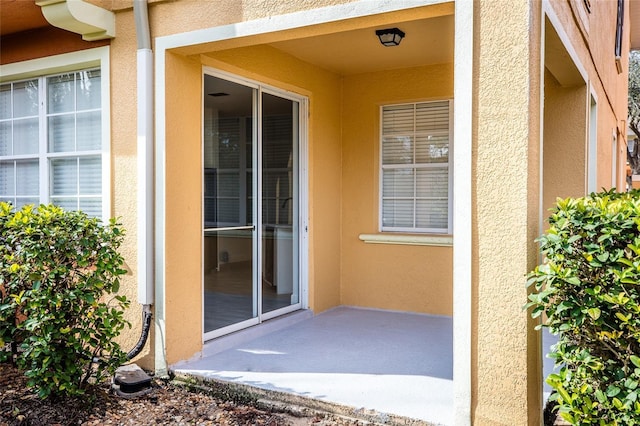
545;18;585;87
268;15;454;76
0;0;50;36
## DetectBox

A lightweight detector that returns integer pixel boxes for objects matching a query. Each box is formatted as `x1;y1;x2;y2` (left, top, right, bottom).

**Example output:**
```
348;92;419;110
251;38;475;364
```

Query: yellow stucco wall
473;0;542;423
163;52;203;363
544;0;630;193
108;0;355;365
341;65;453;315
543;69;587;214
109;8;145;361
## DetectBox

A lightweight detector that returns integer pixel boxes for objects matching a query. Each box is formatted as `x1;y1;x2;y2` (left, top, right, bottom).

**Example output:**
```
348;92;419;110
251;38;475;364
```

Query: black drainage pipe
127;306;152;360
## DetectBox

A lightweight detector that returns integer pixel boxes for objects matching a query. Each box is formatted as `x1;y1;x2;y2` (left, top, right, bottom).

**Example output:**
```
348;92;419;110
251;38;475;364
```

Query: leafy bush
0;203;130;398
527;189;640;425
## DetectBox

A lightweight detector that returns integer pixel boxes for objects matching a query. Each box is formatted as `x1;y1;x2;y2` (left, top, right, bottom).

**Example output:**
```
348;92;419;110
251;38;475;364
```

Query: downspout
127;0;154;361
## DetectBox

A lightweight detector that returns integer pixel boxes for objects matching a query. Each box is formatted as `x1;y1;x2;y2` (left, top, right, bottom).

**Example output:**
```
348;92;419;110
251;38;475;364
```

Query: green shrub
528;189;640;425
0;203;130;398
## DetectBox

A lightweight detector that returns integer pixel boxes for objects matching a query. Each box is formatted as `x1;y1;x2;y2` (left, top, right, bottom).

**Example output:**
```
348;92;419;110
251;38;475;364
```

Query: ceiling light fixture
375;27;405;47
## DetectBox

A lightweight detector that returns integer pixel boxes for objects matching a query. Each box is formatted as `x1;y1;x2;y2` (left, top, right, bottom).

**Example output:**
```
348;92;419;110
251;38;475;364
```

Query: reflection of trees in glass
18;81;39;117
48;74;74;113
214;117;240;169
0;80;40;157
76;70;100;110
47;71;101;115
0;80;39;120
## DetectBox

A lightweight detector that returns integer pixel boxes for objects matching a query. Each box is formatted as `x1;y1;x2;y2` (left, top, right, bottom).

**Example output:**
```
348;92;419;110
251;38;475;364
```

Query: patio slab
172;306;454;425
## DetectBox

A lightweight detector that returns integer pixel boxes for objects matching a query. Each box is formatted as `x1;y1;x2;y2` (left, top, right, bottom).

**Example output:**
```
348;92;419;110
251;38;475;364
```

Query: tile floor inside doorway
204;262;296;332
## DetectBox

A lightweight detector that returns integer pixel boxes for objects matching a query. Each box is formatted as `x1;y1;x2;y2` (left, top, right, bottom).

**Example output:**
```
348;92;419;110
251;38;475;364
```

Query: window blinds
381;100;450;233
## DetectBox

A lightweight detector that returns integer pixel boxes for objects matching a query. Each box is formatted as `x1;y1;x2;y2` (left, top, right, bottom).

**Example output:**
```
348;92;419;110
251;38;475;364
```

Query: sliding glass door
261;92;300;316
203;73;301;340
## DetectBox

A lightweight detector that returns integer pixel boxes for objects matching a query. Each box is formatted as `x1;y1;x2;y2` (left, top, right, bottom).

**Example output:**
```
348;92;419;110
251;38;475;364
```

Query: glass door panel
203;73;302;339
203;76;257;335
261;92;299;315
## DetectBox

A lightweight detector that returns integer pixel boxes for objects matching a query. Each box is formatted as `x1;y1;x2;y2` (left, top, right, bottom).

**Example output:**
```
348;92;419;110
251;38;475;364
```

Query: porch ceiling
268;15;454;76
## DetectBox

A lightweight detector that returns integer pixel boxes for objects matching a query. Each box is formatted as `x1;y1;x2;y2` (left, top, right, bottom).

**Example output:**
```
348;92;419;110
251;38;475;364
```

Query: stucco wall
341;64;453;316
473;0;542;423
587;0;631;124
544;0;630;192
543;69;587;214
138;0;359;40
109;8;146;362
163;51;203;364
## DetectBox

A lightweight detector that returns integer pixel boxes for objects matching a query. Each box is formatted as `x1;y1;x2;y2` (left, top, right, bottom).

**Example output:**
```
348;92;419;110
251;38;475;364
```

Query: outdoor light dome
375;27;405;46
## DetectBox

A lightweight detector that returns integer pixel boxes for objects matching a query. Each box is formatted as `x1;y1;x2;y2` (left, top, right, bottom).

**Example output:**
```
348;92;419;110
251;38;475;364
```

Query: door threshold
201;309;313;358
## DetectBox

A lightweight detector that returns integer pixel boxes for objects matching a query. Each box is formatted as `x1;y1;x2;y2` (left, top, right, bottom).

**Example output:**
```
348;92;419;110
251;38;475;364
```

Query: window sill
358;233;453;247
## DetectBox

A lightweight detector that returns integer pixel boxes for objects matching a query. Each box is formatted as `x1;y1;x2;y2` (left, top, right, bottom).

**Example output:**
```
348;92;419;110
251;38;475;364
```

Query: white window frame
379;99;453;234
587;92;598;193
612;129;618;188
0;47;111;221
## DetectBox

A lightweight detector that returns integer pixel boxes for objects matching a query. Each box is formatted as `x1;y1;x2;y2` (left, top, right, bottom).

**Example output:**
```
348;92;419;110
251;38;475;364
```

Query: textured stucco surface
543;69;586;214
341;64;453;316
109;8;147;364
163;52;203;364
543;0;630;192
472;0;541;424
139;0;360;40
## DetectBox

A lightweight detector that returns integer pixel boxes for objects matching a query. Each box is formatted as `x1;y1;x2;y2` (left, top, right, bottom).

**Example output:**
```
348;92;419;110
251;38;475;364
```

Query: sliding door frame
201;67;309;342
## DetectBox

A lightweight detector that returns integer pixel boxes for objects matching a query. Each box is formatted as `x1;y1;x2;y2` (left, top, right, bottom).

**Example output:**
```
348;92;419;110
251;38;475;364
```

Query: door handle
203;225;255;233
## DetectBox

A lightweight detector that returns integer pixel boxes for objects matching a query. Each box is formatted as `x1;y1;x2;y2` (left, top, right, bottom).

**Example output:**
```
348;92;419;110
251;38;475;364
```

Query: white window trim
378;99;453;234
359;233;452;246
0;47;111;221
587;90;598;193
612;129;618;188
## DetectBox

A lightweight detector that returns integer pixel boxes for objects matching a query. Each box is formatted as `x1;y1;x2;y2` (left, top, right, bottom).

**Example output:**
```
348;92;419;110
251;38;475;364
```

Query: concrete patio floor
172;306;454;425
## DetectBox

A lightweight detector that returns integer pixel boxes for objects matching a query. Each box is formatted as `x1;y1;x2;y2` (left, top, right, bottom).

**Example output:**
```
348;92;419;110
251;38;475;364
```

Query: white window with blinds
0;56;107;220
380;100;452;234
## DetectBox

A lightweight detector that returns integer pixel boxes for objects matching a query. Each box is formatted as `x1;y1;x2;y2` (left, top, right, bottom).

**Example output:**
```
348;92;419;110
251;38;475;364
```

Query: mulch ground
0;363;364;426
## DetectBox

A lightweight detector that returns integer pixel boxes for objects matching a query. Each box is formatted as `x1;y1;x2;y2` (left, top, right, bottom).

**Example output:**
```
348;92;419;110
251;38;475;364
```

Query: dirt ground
0;363;366;426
